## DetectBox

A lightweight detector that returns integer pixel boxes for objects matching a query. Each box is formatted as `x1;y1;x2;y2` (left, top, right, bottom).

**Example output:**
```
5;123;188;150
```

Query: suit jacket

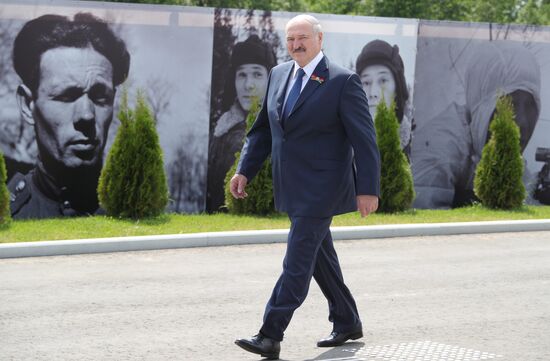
237;56;380;217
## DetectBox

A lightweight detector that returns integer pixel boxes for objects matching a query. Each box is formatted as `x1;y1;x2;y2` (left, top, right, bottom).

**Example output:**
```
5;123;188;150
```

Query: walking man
231;14;380;360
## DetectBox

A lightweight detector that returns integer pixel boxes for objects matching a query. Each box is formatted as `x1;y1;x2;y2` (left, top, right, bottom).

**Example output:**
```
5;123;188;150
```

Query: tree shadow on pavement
304;341;365;360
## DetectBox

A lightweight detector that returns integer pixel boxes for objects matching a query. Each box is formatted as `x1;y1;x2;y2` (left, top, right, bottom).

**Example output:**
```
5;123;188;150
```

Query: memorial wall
0;0;548;218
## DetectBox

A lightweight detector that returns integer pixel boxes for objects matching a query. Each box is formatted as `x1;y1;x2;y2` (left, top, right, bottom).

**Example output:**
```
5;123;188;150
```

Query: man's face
33;46;115;169
360;64;396;118
285;19;322;68
235;63;268;112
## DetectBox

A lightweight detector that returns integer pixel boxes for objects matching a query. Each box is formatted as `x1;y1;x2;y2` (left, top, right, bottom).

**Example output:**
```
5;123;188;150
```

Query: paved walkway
1;231;549;360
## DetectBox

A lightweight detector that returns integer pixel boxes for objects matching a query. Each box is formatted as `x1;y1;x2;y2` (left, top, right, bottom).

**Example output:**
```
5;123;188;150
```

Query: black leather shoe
317;328;363;347
235;333;281;360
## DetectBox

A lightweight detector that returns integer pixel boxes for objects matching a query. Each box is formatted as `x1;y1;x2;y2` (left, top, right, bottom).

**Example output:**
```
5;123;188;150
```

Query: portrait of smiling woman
356;39;413;157
206;34;276;212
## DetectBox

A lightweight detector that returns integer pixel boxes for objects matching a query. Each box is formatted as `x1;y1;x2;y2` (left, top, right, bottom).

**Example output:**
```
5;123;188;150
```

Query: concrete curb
1;219;550;259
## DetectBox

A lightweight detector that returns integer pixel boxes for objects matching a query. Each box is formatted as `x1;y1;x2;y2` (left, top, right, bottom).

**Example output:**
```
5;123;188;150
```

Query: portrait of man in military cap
8;12;130;219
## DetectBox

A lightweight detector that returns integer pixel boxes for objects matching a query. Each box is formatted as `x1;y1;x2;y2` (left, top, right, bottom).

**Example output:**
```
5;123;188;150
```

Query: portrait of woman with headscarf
411;41;541;209
206;34;277;212
355;39;414;158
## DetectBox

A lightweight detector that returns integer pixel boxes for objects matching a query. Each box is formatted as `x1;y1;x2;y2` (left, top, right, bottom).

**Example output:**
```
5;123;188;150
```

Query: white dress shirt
283;50;325;108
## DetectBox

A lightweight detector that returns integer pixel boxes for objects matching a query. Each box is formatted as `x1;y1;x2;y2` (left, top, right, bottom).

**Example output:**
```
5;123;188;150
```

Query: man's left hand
357;195;378;217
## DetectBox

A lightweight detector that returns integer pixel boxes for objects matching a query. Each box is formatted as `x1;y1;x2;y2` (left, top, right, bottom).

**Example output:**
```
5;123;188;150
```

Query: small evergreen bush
0;151;10;225
225;97;274;215
97;90;133;216
375;99;415;213
474;95;525;209
98;89;169;218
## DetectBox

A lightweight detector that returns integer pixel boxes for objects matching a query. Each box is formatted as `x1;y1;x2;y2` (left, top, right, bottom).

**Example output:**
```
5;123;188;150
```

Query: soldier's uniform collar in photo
8;163;103;219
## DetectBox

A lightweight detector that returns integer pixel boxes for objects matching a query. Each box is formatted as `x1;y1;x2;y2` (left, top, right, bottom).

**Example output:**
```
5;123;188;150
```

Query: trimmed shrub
375;99;415;212
0;151;10;225
225;97;274;215
97;90;133;216
474;95;525;209
98;89;169;218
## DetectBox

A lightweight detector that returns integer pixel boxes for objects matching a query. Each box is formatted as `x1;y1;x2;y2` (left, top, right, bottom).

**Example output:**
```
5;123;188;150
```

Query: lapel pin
310;74;325;84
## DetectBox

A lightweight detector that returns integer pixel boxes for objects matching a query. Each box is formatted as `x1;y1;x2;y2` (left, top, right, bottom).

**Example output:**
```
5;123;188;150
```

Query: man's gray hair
286;14;322;34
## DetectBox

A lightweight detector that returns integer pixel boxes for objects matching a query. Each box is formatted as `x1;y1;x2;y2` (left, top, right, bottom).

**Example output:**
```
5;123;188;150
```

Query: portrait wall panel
412;20;550;208
318;15;418;159
0;0;213;218
206;8;284;213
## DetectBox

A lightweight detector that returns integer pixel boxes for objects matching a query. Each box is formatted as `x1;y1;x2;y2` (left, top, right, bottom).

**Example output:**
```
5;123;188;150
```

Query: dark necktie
282;68;305;126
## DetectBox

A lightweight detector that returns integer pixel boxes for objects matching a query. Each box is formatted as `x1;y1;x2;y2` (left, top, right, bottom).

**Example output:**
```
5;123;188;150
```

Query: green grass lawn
1;204;550;244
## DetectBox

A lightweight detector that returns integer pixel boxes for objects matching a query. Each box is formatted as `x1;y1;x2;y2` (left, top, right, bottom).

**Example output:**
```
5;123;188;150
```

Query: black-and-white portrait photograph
411;21;550;209
0;0;214;218
206;8;283;213
317;15;418;160
2;10;130;219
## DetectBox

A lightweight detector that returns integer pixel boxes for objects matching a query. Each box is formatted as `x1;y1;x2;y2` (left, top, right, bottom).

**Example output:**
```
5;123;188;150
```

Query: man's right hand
230;174;248;199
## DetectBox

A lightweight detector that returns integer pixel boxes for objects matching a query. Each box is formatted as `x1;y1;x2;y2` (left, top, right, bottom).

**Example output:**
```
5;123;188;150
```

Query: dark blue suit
237;55;380;341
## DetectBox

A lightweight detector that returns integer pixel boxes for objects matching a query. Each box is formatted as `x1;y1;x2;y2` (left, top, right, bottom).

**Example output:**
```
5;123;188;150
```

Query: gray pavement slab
0;231;549;361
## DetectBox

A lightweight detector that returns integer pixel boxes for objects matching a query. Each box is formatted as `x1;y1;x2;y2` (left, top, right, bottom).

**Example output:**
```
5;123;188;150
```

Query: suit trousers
259;216;361;341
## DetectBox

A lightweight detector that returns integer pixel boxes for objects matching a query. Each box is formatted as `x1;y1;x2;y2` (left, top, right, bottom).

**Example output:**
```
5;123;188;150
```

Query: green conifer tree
225;97;274;215
98;89;169;218
0;151;10;225
374;99;415;212
98;89;133;216
474;95;525;209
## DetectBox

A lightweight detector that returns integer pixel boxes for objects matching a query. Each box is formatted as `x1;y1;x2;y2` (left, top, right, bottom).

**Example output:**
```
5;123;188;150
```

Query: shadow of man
304;341;365;361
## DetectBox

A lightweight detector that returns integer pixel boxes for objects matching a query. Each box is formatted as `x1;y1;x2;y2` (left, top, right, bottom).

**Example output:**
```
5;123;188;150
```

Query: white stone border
1;219;550;259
